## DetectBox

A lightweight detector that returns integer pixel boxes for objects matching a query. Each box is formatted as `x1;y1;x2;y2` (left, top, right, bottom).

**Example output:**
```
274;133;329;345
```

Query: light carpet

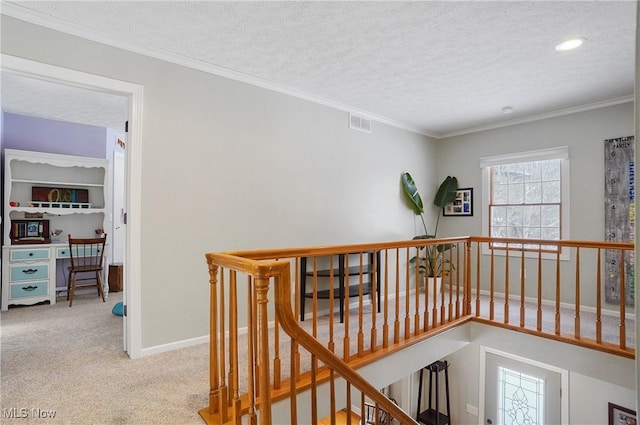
1;292;209;425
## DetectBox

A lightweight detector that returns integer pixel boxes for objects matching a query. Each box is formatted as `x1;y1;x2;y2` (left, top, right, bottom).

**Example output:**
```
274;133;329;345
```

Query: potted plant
401;172;458;279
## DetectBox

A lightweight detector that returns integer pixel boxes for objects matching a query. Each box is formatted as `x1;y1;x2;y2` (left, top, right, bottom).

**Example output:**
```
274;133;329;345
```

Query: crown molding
2;2;632;141
1;2;436;138
440;95;635;139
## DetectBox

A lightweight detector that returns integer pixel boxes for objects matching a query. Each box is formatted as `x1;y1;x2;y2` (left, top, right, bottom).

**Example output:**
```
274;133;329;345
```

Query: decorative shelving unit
2;149;110;310
3;149;109;246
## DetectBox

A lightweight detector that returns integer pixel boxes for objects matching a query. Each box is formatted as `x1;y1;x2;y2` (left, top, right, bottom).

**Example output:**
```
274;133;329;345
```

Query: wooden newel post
207;261;220;416
255;276;273;425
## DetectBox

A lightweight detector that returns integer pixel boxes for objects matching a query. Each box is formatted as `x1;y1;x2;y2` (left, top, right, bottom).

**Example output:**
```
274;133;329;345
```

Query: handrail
200;236;635;424
204;251;418;425
271;255;418;425
220;236;470;261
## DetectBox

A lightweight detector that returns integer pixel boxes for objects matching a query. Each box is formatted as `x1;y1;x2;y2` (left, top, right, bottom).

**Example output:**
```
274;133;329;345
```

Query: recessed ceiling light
502;106;514;114
555;37;586;51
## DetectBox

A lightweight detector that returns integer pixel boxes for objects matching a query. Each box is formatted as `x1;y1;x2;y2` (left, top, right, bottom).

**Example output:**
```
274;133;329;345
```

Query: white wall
570;372;636;425
435;102;634;241
0;16;436;349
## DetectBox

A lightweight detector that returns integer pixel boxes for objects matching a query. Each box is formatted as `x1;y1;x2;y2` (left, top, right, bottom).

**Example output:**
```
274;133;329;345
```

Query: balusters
370;251;378;353
404;247;411;340
520;248;525;328
273;304;281;389
382;249;390;348
619;249;627;349
245;273;255;425
256;275;272;425
328;256;335;354
536;250;542;331
312;257;319;339
207;262;220;417
475;242;481;316
294;259;301;380
414;246;422;336
596;249;602;343
358;252;365;356
218;268;226;415
451;243;458;319
343;254;351;362
394;248;401;345
436;246;443;326
574;248;581;339
489;245;495;320
555;250;561;335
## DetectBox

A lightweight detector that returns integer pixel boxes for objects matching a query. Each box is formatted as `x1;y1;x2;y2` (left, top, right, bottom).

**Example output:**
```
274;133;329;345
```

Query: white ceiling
1;71;129;132
1;1;637;138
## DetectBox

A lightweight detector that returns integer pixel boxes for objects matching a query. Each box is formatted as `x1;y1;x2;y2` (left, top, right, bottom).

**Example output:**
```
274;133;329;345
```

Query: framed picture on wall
609;402;637;425
443;187;473;216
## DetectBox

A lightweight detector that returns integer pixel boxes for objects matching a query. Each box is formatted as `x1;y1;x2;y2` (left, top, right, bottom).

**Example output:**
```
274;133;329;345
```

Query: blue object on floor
112;301;124;317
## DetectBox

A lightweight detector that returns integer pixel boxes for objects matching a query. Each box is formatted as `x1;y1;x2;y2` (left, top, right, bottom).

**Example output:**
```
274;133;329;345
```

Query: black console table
299;251;381;323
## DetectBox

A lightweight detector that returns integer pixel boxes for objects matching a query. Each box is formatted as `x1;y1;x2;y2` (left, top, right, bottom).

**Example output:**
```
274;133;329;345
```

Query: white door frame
479;346;569;425
1;54;144;359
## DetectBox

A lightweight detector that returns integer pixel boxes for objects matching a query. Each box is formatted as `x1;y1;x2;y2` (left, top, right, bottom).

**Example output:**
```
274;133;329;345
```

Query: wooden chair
67;234;107;307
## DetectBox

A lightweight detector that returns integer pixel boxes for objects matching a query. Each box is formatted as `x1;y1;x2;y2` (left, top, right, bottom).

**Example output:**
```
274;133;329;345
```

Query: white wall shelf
3;149;110;245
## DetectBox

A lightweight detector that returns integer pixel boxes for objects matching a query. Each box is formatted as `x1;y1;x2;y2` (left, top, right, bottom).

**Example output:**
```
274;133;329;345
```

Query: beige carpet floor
1;292;209;425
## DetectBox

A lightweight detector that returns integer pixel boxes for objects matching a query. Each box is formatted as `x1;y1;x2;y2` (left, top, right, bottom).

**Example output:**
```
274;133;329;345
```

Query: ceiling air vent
349;113;371;134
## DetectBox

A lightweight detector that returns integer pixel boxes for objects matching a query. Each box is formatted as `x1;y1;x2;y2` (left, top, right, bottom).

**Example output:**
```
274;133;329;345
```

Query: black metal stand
416;360;450;425
299;251;381;322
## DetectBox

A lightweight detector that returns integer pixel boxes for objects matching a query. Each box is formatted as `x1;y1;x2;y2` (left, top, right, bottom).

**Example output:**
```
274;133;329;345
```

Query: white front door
483;349;565;425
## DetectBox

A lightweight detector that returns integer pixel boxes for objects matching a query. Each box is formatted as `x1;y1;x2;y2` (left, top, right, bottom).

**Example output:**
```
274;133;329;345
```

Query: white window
498;366;544;425
481;147;570;255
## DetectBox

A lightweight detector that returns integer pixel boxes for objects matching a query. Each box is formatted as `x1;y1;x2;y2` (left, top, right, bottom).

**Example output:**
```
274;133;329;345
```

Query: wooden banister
273;260;419;425
201;236;635;425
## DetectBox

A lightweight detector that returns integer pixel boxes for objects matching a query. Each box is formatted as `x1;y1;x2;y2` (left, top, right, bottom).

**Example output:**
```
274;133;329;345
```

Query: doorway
1;54;143;358
481;347;568;425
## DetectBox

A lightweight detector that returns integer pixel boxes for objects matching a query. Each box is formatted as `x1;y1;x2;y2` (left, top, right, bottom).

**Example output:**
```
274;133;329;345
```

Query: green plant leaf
401;172;424;215
433;176;459;208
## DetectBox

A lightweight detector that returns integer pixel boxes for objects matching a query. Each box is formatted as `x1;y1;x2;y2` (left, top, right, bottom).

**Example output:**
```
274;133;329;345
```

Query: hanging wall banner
604;135;635;306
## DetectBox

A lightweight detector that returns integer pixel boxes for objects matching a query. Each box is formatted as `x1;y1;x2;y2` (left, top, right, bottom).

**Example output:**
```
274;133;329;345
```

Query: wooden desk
1;243;109;311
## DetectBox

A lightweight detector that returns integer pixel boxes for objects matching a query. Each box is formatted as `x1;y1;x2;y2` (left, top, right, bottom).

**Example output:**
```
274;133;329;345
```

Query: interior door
484;351;562;425
112;149;127;351
112;151;126;264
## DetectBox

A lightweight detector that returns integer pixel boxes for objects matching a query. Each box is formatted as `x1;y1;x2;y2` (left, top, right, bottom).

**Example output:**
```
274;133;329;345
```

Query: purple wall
0;112;109;252
1;112;107;158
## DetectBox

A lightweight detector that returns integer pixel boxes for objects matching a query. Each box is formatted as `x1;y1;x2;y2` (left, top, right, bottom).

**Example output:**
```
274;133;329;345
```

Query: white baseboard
140;335;209;357
474;288;636;320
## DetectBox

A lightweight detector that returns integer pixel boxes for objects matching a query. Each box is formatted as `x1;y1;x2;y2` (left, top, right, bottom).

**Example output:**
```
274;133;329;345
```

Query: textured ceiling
1;71;129;132
1;1;637;138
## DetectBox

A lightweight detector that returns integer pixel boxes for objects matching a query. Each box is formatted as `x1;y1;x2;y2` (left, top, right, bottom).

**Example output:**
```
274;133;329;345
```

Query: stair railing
201;250;421;425
200;237;635;424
